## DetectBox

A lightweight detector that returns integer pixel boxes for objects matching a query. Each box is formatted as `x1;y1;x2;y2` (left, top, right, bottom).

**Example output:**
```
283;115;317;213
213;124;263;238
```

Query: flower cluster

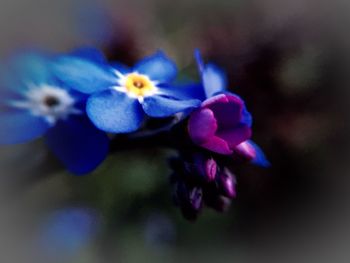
0;47;269;220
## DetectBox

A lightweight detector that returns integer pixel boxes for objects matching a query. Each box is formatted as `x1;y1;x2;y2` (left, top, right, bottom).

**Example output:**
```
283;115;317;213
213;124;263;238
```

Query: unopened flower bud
192;154;217;182
188;187;203;211
204;158;217;182
217;168;236;199
172;180;203;221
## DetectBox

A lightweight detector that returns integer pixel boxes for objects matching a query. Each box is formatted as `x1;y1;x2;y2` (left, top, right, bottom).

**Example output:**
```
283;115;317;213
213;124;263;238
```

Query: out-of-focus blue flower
37;207;100;259
52;49;201;133
0;52;109;175
191;50;269;167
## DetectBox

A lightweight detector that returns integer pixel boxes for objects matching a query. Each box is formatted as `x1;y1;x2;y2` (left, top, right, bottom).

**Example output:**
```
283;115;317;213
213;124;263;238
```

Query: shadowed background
0;0;350;262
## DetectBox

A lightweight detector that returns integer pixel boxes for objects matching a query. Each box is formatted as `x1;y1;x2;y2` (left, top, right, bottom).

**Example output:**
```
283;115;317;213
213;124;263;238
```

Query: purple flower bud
189;187;203;211
188;94;252;155
181;154;218;182
191;154;217;182
217;168;237;199
172;180;203;221
205;158;217;181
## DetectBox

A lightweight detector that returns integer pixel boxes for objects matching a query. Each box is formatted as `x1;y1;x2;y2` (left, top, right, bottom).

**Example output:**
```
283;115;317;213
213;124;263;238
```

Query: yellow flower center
124;73;156;97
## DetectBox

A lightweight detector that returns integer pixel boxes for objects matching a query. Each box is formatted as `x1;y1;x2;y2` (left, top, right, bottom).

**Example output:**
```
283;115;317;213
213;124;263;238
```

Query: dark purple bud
217;168;236;199
188;94;252;155
191;154;217;182
172;180;203;221
188;187;203;211
205;158;217;182
184;154;217;183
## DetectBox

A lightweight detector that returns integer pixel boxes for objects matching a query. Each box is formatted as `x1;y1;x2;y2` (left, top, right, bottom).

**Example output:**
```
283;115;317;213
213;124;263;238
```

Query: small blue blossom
52;49;201;133
0;52;109;175
37;207;100;259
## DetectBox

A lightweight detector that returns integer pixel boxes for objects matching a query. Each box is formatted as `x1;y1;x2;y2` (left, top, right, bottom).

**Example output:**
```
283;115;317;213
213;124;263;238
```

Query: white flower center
11;85;82;125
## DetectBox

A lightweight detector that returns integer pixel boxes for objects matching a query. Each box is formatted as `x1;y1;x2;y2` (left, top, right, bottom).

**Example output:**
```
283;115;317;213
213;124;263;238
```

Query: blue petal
134;51;177;83
142;95;201;118
0;64;23;102
87;90;145;133
194;49;205;72
112;62;131;74
248;140;271;168
241;105;253;127
68;47;107;64
10;53;54;87
158;82;206;101
45;116;109;175
38;207;99;257
202;64;227;98
0;110;49;144
52;56;117;94
194;50;227;98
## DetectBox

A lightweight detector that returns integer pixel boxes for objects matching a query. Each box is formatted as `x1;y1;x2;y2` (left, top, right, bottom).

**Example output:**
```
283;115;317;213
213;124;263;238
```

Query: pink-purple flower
188;93;252;155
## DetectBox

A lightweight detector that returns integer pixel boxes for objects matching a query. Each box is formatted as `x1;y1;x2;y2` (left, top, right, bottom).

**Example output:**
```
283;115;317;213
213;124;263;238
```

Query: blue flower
193;50;269;167
52;49;201;133
0;51;109;175
37;207;100;259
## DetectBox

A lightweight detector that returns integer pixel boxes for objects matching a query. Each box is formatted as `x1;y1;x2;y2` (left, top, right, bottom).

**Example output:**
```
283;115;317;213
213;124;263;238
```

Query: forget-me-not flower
0;51;109;174
52;49;201;133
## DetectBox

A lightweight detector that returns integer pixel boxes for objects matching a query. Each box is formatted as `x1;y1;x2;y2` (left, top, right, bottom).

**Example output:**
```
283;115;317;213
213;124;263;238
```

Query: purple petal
216;125;252;148
205;94;243;129
201;136;232;155
201;93;227;107
188;108;217;145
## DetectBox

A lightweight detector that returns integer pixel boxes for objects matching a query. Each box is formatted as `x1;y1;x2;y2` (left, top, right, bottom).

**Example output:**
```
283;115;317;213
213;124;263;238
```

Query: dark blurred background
1;0;350;262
